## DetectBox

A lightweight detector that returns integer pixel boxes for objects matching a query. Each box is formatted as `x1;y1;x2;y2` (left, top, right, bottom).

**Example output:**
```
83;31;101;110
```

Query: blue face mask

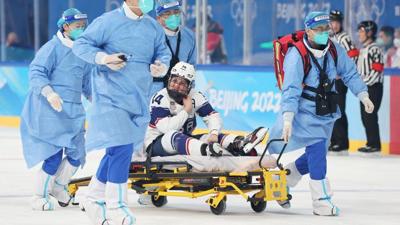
139;0;154;14
69;28;84;40
165;14;181;30
313;31;329;45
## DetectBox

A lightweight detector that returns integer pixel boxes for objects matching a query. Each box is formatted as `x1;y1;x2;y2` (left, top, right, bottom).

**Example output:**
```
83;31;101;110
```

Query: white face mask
394;38;400;48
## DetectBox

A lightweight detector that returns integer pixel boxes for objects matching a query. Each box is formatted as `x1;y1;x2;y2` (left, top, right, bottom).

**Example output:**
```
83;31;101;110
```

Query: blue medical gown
167;27;196;65
151;26;197;95
20;35;92;168
268;41;368;154
72;9;171;151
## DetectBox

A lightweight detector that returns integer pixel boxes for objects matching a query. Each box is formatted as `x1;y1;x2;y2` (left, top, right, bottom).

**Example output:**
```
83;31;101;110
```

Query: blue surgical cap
57;8;87;29
156;0;181;16
304;11;330;29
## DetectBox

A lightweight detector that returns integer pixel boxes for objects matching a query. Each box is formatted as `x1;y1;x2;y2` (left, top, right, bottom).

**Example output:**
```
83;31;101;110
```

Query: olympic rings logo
230;0;257;27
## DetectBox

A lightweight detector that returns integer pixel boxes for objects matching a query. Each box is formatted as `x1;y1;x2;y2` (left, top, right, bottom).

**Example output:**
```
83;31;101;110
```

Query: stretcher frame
68;139;290;215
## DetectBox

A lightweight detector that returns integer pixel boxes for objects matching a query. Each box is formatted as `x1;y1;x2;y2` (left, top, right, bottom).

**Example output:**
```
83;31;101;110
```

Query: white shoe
51;158;79;206
108;207;136;225
274;191;291;209
275;162;302;209
274;187;291;209
272;175;290;209
137;194;152;206
82;176;111;225
31;195;57;211
310;178;340;216
106;182;136;225
52;182;72;207
81;198;111;225
31;169;56;211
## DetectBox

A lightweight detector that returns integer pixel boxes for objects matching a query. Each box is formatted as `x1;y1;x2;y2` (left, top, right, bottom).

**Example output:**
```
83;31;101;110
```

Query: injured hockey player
134;62;278;205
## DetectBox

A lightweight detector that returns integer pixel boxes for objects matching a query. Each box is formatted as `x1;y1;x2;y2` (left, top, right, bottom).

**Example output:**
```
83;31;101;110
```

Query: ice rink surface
1;127;399;225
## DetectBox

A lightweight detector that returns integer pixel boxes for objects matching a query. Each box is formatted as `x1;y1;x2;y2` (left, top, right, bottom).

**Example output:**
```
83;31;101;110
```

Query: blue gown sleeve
29;41;57;96
82;64;93;100
72;17;109;65
280;47;304;114
335;43;368;96
153;25;172;66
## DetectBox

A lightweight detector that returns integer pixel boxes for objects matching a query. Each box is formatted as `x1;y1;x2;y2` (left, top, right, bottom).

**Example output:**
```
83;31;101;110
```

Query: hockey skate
201;143;232;157
226;127;268;156
242;127;268;153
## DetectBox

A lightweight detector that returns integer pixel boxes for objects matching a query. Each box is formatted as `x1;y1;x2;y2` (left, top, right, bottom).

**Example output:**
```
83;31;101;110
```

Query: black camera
316;92;338;116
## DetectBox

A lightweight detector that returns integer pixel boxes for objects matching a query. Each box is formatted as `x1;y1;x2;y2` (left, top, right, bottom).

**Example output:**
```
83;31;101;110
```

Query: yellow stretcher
68;139;291;215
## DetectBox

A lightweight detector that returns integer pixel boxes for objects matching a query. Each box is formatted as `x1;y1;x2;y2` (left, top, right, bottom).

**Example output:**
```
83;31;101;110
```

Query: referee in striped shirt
357;20;384;154
328;10;359;155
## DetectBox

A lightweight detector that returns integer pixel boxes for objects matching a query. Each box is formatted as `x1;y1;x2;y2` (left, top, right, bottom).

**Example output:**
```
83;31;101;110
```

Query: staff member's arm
72;17;126;71
30;42;63;112
280;48;304;142
150;24;172;77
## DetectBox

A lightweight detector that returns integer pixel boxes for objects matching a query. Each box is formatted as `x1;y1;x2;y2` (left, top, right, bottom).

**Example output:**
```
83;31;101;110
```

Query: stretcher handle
259;138;287;170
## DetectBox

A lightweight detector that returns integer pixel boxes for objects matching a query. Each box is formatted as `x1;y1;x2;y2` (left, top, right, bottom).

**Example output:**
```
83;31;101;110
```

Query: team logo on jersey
170;101;176;111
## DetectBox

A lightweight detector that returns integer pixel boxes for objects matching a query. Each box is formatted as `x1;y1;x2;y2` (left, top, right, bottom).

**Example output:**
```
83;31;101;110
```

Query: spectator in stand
206;15;227;64
377;26;397;67
392;28;400;68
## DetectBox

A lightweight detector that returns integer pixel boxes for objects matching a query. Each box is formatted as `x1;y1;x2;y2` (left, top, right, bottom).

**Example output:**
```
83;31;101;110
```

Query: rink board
0;64;398;154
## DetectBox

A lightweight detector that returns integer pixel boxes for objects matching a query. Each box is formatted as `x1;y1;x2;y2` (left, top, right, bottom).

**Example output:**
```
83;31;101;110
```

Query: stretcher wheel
210;199;226;215
151;195;167;207
250;195;267;213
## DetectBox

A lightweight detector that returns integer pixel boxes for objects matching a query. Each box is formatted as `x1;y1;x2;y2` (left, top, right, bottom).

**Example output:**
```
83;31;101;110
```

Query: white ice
1;127;400;225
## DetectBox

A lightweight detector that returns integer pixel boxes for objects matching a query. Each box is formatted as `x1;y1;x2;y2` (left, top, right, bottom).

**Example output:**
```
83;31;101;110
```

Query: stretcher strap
301;92;316;101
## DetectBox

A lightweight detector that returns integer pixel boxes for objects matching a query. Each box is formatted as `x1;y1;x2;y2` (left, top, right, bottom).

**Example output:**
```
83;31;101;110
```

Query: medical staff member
72;0;171;224
20;8;91;211
152;0;196;95
268;12;374;216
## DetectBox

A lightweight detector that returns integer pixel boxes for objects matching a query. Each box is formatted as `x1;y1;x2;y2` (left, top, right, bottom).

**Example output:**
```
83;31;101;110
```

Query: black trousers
360;83;383;149
330;79;349;149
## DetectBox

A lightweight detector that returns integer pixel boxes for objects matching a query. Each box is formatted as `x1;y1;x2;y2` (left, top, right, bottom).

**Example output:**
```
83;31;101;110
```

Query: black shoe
328;145;348;156
358;146;380;153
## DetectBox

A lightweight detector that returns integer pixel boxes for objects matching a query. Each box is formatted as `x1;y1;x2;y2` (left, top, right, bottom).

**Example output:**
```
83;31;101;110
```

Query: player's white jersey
144;88;222;150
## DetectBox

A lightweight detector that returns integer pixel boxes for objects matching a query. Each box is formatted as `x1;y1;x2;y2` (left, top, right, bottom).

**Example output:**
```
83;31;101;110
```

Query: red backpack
273;30;338;90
